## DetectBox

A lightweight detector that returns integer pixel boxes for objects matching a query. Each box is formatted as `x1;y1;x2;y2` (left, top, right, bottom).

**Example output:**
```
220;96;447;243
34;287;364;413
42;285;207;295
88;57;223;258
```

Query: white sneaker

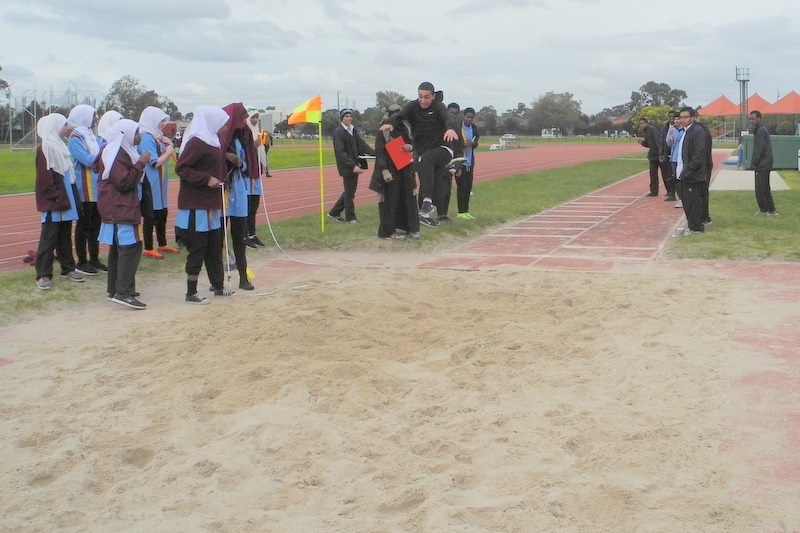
674;200;683;208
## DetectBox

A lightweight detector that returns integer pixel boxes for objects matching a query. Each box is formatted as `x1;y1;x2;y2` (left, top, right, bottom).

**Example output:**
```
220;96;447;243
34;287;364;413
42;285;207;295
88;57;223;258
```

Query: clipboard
385;136;413;170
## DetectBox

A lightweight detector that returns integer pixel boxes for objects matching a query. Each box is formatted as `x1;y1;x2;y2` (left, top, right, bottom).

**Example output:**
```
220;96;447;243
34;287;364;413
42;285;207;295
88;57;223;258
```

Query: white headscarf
182;106;228;149
139;106;169;141
37;113;73;177
101;119;140;180
246;107;260;141
66;104;100;156
97;110;123;141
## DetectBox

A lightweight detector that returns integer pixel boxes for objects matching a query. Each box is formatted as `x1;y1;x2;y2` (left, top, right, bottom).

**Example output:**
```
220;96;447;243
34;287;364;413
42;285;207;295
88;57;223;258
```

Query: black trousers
416;147;451;201
647;159;660;195
678;181;704;232
35;214;76;279
329;175;359;221
433;167;453;216
377;178;399;238
107;230;142;298
754;169;776;213
183;211;224;293
456;165;475;213
659;159;675;196
143;208;168;250
247;195;260;236
395;172;420;234
75;201;100;263
228;216;248;278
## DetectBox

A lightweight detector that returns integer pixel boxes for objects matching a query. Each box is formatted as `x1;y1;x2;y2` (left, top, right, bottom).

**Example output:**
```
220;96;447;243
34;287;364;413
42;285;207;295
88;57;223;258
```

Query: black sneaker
186;293;210;305
75;262;98;276
419;215;440;228
214;287;234;296
239;279;255;290
437;215;452;223
91;260;108;272
244;236;258;249
251;235;266;247
327;212;344;223
60;270;85;282
111;295;147;310
419;200;434;216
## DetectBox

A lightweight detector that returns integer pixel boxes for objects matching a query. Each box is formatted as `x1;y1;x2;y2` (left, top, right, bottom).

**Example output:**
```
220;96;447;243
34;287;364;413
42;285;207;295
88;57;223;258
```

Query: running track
0;144;640;273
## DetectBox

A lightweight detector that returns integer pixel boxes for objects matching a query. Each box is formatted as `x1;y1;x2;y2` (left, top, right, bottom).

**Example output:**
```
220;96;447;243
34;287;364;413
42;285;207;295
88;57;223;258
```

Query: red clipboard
385;136;413;170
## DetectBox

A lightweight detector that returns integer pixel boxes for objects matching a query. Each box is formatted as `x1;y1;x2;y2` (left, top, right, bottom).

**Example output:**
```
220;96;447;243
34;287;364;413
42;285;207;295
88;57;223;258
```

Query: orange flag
287;95;322;125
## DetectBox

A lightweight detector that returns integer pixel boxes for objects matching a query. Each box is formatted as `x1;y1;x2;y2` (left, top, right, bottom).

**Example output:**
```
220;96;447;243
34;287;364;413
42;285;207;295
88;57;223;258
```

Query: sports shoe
36;277;52;290
702;219;713;225
244;236;258;249
186;293;210;305
664;195;676;201
111;295;147;310
60;270;85;282
645;192;658;197
327;212;344;223
674;200;683;208
214;287;234;296
419;199;434;216
75;262;98;276
143;249;164;259
157;245;181;254
382;233;406;240
680;228;703;236
407;232;421;240
437;215;452;222
91;260;108;272
767;210;779;216
419;215;440;228
348;219;359;224
754;210;769;215
239;279;255;290
456;212;475;220
250;235;266;247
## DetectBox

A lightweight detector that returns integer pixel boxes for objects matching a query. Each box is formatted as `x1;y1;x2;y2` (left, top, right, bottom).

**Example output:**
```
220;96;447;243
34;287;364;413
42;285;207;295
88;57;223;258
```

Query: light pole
736;67;750;142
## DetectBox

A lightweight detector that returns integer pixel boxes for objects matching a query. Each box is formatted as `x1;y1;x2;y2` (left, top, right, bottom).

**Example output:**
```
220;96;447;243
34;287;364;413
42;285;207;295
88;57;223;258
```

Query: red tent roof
747;93;772;113
698;95;738;116
764;90;800;114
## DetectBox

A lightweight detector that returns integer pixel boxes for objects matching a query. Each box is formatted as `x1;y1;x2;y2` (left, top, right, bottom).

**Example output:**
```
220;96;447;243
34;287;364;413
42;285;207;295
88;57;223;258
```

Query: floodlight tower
736;66;750;141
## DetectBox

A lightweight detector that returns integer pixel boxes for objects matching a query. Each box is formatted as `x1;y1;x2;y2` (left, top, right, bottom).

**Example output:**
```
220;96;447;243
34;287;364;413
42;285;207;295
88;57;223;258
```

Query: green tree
102;75;179;120
630;81;686;112
633;105;672;128
475;106;498;135
374;90;409;111
528;92;585;135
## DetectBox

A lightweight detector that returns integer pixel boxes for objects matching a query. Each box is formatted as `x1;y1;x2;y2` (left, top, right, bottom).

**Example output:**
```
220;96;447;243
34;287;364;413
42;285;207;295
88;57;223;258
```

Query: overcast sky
1;0;799;117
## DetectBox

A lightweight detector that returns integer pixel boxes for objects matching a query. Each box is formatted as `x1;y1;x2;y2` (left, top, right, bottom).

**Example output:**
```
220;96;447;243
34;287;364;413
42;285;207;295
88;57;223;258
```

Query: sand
0;252;797;532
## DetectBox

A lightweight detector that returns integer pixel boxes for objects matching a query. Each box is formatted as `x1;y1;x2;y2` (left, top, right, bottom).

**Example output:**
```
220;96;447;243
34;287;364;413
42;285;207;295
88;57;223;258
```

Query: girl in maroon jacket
95;119;151;309
34;114;85;289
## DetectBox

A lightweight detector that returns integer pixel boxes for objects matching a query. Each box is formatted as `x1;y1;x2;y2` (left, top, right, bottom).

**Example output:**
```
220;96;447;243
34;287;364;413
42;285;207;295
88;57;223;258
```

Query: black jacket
332;123;374;178
679;124;708;182
751;124;773;171
392;100;458;154
640;124;663;162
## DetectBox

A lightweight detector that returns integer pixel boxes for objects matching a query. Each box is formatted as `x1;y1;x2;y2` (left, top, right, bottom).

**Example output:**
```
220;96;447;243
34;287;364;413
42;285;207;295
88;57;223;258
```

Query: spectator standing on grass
67;104;106;275
637;117;663;197
675;107;707;235
456;107;480;219
245;108;267;248
660;112;677;202
693;113;713;225
138;106;179;259
328;109;374;224
667;111;685;209
748;110;777;216
33;113;85;289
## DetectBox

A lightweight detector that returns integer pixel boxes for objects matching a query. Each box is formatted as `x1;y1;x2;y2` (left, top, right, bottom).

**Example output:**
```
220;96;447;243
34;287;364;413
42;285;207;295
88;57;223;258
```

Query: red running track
0;143;640;273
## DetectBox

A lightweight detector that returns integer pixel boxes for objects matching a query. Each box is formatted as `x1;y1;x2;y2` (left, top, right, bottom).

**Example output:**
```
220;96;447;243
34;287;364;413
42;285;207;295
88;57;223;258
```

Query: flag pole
318;120;325;232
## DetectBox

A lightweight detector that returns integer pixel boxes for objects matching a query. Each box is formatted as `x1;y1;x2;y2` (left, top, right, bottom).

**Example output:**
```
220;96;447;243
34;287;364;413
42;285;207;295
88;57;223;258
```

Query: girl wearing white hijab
97;110;123;143
33;113;84;289
96;119;151;310
67;103;105;275
244;108;266;248
138;106;178;259
174;106;230;305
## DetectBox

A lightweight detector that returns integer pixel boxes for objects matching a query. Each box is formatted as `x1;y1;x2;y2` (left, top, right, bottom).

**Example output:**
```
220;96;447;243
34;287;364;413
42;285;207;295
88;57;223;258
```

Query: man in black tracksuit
748;110;777;215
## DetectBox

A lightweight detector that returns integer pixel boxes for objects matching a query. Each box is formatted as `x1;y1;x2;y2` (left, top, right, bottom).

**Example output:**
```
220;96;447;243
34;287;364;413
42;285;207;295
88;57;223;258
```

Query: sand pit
0;257;796;532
